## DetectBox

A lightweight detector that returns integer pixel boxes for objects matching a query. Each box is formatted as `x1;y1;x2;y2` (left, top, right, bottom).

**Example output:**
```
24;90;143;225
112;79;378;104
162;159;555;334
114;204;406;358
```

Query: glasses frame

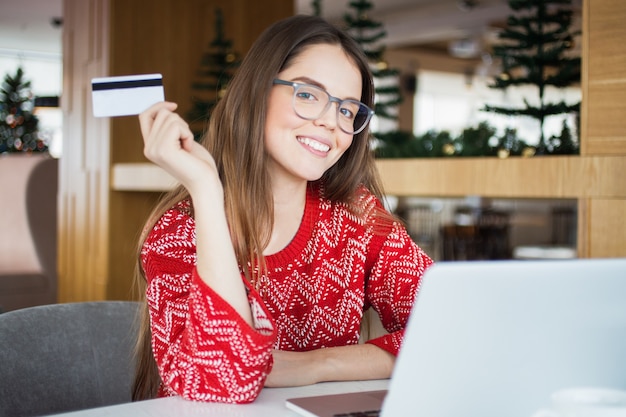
272;79;374;135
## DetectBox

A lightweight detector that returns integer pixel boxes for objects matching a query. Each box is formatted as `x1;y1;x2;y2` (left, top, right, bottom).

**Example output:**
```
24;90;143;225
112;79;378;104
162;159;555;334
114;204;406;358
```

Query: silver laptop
286;258;626;417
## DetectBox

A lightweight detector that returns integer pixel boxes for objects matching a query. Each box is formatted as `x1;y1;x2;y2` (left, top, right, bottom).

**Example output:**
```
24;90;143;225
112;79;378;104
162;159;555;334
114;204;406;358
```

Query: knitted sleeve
364;219;433;356
141;204;276;403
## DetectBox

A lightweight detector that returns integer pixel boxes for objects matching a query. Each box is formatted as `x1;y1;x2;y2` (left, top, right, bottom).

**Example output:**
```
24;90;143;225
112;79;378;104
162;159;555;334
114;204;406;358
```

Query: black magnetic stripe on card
92;78;162;91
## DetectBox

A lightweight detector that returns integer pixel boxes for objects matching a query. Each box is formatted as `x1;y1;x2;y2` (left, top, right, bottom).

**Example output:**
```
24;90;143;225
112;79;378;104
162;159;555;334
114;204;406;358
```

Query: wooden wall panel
587;0;626;81
586;83;626;137
587;199;626;258
585;82;626;154
577;0;626;258
376;156;626;199
582;0;626;155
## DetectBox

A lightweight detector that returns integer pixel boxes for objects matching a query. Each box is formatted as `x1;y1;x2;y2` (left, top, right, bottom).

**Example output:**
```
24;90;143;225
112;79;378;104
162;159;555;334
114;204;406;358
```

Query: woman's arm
191;190;253;326
364;220;433;356
142;209;276;403
265;344;394;387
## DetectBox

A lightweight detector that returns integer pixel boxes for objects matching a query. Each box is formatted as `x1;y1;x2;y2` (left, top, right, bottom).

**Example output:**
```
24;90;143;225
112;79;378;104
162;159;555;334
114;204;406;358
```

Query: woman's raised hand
138;101;220;196
140;102;250;326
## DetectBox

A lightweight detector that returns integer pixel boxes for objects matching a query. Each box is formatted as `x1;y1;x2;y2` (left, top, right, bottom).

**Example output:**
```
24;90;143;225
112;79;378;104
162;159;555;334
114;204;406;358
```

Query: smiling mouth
297;137;330;153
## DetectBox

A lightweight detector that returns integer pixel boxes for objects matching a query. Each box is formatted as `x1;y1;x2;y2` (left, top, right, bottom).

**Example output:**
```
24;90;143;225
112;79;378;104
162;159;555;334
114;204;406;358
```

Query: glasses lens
293;84;328;120
292;83;371;134
338;100;370;134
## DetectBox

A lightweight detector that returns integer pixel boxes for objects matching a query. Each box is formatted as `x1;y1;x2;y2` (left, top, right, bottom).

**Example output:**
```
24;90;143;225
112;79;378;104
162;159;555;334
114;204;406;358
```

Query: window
414;69;581;147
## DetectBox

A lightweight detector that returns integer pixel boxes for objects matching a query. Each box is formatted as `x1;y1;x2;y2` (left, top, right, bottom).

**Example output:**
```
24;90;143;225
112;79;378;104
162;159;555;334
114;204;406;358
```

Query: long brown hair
132;14;388;400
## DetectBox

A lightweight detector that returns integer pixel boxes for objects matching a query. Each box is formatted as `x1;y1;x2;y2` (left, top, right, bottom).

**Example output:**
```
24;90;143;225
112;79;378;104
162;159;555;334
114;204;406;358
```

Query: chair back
0;155;58;312
0;301;140;417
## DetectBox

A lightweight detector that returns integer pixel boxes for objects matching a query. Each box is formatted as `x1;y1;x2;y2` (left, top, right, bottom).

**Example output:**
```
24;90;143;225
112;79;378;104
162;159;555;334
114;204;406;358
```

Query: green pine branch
0;67;32;109
311;0;322;16
376;86;402;95
483;0;581;150
376;97;403;109
188;7;240;138
350;31;387;45
191;82;221;90
0;67;46;153
482;100;580;118
509;0;572;11
347;0;374;12
374;68;400;78
343;0;405;133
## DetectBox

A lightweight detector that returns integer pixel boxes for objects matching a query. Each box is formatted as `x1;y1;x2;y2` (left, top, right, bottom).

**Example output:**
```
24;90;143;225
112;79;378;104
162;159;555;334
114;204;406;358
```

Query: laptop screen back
381;259;626;417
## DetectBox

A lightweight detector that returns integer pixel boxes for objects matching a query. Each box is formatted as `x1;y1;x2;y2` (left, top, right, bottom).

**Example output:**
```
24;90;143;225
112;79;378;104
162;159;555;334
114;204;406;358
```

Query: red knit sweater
141;184;432;403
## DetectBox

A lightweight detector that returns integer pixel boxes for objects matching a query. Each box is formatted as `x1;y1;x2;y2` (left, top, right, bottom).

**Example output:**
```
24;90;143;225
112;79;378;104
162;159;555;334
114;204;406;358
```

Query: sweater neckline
264;183;318;269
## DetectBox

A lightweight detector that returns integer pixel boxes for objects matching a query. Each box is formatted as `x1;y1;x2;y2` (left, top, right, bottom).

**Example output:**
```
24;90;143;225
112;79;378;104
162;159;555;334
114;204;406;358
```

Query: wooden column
578;0;626;258
59;0;111;302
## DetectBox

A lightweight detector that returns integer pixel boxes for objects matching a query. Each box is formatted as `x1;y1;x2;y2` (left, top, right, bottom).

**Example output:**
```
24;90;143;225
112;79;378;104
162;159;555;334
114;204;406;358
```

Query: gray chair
0;301;140;417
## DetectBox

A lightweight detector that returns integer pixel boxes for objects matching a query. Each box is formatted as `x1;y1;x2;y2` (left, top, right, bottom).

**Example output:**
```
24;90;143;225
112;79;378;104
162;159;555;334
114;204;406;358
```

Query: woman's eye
340;102;361;120
296;91;317;101
339;107;355;119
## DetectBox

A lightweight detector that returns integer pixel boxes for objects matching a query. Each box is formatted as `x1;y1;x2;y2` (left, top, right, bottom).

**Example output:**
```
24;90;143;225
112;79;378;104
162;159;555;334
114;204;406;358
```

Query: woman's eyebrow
290;76;360;101
291;76;323;88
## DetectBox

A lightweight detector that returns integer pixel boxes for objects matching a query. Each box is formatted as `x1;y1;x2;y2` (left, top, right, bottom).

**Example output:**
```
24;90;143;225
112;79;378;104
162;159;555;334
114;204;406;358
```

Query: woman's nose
313;101;338;130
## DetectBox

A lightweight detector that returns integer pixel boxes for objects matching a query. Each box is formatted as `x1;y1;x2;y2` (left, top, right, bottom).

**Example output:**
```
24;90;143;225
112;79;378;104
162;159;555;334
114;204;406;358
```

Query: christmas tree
187;8;240;138
547;118;577;154
0;67;45;153
311;0;322;16
482;0;581;154
343;0;403;131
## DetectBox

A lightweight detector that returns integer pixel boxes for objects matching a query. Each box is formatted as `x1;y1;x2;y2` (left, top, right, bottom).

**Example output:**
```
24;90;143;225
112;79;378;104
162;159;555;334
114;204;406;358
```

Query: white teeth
298;137;330;152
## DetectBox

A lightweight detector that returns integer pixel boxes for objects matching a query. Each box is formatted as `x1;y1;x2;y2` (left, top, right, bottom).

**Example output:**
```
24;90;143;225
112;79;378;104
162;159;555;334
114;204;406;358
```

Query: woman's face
265;43;362;186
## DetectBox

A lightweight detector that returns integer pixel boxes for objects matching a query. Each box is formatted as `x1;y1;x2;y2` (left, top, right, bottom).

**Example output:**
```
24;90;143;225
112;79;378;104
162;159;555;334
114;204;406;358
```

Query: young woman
133;14;433;404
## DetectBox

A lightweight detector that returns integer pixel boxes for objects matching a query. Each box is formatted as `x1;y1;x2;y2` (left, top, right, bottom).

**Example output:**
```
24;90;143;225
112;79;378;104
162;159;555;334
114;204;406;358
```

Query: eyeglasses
272;79;374;135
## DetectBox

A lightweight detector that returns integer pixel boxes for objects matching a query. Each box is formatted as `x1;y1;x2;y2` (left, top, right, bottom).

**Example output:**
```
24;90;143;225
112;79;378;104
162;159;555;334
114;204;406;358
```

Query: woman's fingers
137;101;217;191
139;102;192;162
138;101;178;140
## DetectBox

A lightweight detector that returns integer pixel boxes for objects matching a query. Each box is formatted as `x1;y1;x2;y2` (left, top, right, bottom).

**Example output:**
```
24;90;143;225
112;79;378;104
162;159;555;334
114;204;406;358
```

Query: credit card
91;73;164;117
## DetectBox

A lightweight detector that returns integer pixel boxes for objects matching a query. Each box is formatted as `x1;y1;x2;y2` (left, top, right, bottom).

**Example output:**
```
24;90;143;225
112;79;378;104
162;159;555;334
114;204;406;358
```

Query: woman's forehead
280;44;363;98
